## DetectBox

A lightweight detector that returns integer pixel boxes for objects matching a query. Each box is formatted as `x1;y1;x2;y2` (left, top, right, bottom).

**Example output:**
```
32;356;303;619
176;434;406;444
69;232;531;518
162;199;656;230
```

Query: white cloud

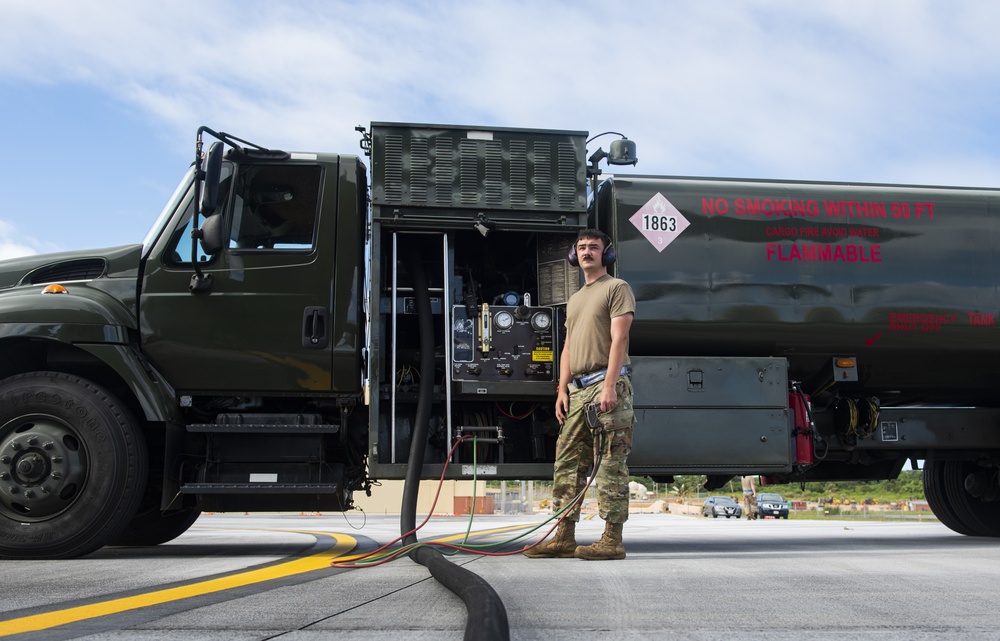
3;0;1000;185
0;220;41;260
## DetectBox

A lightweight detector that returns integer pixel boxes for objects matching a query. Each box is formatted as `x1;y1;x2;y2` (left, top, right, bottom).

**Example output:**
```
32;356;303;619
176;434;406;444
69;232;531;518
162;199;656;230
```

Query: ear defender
567;242;617;266
602;243;617;266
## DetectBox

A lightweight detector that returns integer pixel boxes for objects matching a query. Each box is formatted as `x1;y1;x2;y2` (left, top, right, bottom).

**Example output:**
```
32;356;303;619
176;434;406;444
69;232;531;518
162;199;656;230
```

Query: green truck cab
0;131;369;558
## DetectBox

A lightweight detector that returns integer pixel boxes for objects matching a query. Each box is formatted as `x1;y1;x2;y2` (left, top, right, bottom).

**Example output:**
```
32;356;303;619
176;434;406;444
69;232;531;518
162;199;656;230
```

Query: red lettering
968;312;997;326
702;197;729;215
791;200;820;217
741;199;761;216
765;243;882;263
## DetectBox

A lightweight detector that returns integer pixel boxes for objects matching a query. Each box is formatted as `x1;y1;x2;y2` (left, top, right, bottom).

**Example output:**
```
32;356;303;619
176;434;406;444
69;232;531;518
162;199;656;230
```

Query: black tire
712;513;718;518
923;459;977;536
110;472;201;546
112;508;201;547
0;372;148;558
942;460;1000;537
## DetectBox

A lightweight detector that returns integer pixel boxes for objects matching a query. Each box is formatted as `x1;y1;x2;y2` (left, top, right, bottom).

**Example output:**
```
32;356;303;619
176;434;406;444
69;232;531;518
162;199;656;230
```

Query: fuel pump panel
452;304;555;385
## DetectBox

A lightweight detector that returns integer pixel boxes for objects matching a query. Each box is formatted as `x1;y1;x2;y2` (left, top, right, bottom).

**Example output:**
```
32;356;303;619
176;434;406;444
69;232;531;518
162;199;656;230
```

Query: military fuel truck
2;122;1000;558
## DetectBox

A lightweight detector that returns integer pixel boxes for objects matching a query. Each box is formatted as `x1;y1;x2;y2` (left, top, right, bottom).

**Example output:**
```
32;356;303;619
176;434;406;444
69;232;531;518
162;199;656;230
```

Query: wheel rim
0;414;89;521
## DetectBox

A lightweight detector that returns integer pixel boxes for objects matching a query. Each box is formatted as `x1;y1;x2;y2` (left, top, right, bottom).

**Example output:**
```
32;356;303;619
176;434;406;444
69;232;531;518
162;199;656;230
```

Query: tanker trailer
597;174;1000;536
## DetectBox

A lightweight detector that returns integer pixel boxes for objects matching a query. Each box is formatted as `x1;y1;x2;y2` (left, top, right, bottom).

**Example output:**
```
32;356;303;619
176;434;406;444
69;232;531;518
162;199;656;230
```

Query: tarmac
2;510;998;640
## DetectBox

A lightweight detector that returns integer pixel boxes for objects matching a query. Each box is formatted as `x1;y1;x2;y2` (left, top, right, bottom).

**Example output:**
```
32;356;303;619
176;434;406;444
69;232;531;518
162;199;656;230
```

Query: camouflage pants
551;376;635;524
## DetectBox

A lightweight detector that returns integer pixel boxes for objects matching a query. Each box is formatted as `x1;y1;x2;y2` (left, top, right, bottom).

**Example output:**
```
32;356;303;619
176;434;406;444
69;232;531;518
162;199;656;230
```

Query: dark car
702;496;743;518
757;492;789;519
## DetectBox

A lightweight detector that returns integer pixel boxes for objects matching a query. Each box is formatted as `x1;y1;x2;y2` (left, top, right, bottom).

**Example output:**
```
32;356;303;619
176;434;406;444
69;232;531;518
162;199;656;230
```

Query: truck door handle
302;306;329;349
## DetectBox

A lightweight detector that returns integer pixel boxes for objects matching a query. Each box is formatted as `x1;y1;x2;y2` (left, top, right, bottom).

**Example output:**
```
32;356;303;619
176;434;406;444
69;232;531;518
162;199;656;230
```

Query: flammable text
766;244;881;262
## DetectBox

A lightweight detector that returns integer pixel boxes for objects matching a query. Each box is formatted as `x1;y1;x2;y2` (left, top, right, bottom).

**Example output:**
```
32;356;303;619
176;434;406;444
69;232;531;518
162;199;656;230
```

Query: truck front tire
0;372;148;559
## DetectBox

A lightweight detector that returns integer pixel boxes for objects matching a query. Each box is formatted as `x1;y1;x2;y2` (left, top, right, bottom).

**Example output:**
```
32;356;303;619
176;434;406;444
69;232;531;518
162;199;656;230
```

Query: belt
571;366;630;389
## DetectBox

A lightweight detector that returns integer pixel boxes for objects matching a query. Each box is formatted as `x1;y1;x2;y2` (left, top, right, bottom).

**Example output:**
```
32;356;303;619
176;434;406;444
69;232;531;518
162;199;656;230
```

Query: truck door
140;160;337;393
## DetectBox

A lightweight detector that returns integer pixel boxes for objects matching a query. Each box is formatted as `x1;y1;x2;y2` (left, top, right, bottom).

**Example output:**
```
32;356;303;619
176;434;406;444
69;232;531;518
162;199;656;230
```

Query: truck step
186;413;338;434
180;483;340;494
186;423;339;434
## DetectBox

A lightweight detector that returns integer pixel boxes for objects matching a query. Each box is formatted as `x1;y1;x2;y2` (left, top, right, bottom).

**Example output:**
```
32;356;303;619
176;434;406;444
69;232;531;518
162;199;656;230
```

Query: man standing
742;475;757;520
524;229;636;561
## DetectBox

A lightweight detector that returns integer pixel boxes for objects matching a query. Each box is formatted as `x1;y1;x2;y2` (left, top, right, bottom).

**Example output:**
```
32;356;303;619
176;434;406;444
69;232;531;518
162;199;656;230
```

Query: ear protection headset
567;237;617;267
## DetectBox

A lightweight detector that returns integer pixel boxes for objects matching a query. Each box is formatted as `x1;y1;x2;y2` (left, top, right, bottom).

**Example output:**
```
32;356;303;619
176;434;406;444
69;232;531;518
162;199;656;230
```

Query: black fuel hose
400;244;510;641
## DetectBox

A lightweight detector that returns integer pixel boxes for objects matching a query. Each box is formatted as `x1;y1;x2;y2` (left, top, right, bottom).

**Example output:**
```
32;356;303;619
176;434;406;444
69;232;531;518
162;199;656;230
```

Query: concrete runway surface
2;511;998;640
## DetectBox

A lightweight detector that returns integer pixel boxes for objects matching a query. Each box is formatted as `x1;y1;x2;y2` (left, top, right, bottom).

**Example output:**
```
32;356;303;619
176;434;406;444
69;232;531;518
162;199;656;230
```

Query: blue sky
3;1;1000;258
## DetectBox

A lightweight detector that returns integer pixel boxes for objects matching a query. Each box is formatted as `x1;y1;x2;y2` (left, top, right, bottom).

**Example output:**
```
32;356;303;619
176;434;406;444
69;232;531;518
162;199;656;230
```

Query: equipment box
628;356;792;475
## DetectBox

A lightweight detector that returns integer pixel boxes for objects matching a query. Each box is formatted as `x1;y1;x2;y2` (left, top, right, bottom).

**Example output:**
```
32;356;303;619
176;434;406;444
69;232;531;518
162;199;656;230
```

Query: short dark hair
575;229;611;248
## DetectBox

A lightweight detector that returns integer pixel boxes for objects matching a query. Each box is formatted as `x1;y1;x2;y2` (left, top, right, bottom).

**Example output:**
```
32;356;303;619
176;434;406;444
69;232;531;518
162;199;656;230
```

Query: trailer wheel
942;460;1000;537
923;459;977;536
0;372;147;559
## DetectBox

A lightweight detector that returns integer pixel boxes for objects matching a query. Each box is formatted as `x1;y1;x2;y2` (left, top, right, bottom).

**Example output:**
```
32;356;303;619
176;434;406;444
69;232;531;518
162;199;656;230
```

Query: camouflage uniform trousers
551;376;635;524
744;492;757;520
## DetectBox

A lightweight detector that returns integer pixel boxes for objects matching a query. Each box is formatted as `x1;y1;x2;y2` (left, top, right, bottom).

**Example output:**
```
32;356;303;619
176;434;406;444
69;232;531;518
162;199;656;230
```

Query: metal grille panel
371;123;586;215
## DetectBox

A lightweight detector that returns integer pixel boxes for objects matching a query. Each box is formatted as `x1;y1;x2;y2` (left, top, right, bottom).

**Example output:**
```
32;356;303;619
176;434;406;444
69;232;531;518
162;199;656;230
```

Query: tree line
651;470;926;504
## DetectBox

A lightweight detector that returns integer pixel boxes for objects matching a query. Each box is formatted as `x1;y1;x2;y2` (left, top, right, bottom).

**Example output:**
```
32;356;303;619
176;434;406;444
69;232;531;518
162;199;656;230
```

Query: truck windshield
142;166;195;257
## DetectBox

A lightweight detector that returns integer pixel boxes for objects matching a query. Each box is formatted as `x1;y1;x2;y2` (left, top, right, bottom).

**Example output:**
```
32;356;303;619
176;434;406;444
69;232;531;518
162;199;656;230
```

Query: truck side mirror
198;213;225;255
200;142;224;216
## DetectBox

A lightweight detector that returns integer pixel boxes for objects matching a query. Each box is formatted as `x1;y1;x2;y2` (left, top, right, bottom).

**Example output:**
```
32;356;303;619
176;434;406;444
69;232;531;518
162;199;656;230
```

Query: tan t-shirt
565;273;636;376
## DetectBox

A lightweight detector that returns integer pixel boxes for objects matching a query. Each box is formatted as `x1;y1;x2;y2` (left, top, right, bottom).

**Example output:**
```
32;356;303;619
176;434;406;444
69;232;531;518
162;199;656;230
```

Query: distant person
741;475;757;520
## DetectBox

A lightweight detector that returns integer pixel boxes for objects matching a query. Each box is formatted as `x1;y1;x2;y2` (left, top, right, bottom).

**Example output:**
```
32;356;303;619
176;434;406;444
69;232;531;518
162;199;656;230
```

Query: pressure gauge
531;311;552;332
494;310;514;330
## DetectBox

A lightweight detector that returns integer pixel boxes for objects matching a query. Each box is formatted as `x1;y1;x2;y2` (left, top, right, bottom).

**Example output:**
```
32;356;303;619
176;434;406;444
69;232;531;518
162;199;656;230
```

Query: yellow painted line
0;530;356;637
431;522;539;544
331;522;540;563
1;521;547;636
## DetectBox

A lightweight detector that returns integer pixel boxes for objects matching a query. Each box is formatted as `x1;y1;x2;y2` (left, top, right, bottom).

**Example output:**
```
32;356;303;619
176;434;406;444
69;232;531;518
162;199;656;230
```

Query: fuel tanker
1;121;999;558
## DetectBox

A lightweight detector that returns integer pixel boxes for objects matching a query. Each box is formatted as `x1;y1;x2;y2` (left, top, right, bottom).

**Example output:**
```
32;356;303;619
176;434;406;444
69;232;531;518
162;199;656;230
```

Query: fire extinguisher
789;384;814;466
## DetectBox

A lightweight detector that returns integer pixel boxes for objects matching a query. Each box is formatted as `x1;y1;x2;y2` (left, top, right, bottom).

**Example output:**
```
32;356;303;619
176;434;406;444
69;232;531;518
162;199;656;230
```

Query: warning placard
629;192;690;252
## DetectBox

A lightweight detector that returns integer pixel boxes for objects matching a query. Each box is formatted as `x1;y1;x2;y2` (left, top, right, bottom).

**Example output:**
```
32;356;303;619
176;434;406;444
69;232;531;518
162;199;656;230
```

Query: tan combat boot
523;520;577;558
574;522;625;560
